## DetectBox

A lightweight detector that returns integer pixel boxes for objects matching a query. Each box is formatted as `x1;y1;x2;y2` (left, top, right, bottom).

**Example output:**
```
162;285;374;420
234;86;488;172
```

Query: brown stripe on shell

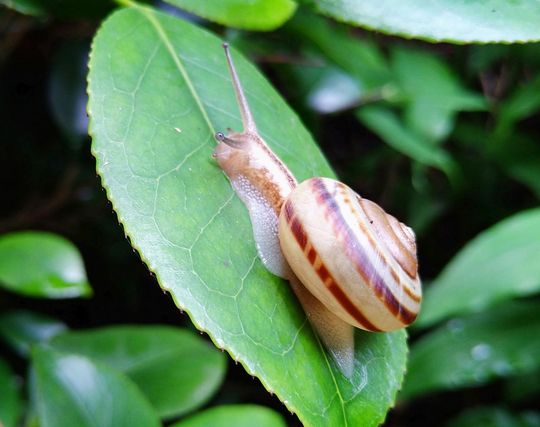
283;199;380;331
312;178;418;325
347;192;421;303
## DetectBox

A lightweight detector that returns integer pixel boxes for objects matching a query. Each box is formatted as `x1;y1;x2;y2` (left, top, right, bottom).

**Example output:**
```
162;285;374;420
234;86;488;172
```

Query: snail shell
213;43;421;377
279;177;421;332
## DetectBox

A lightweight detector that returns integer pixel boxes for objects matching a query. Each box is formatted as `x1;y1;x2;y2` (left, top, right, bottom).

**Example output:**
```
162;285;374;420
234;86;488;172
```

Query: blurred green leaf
31;346;160;427
0;231;92;299
164;0;296;30
417;208;540;327
495;75;540;139
391;47;486;142
0;0;115;18
454;123;540;199
287;10;391;90
88;6;407;426
446;407;540;427
48;40;90;148
0;310;67;357
403;300;540;399
0;358;22;427
505;370;540;403
308;0;540;43
356;106;460;183
171;405;287;427
50;326;227;419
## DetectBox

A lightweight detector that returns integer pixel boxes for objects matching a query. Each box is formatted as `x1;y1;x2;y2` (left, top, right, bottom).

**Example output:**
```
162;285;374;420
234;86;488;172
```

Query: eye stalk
214;131;244;148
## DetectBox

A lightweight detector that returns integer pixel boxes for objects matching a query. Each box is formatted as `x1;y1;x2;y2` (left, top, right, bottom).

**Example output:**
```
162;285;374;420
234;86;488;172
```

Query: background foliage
1;0;539;426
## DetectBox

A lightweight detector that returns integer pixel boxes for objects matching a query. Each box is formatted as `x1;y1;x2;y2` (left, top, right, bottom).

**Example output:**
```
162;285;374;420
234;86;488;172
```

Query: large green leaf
417;208;540;328
163;0;296;30
31;346;160;427
50;326;227;419
307;0;540;44
403;300;540;399
171;405;286;427
0;231;92;298
0;358;22;427
88;5;407;426
0;310;67;357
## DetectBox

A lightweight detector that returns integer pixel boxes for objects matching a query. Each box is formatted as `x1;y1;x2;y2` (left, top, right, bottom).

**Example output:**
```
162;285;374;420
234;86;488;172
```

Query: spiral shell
278;177;422;332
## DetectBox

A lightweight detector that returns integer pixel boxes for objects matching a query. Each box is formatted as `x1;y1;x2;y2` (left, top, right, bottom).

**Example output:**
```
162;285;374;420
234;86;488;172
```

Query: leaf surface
50;326;227;419
0;310;67;357
88;6;407;426
403;300;540;398
309;0;540;43
0;231;91;298
417;208;540;327
170;405;286;427
31;346;160;427
164;0;296;30
0;358;22;427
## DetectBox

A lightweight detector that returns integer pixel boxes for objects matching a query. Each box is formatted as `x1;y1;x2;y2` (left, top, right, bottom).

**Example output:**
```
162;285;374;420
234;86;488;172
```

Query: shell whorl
278;177;422;332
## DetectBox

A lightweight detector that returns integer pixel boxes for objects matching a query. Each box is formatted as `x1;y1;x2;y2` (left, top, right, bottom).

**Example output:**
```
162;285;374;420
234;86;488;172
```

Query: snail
213;43;422;377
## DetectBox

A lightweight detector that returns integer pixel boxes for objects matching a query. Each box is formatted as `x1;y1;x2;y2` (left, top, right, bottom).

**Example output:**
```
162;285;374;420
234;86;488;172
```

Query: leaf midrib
134;4;216;136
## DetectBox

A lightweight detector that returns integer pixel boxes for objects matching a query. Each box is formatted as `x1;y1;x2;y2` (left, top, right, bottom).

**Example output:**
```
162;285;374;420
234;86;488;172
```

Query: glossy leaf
0;358;22;427
417;208;540;327
0;231;92;299
31;346;160;427
88;6;407;426
0;310;67;357
356;106;459;182
50;326;227;419
446;407;540;427
164;0;296;30
308;0;540;43
403;300;540;399
171;405;286;427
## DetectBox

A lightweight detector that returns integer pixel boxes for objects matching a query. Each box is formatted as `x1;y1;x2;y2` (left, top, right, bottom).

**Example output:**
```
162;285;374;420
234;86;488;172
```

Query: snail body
213;44;421;377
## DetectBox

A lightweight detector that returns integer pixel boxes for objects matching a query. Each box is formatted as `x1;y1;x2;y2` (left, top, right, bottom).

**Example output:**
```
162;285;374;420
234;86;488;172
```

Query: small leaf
495;75;540;139
308;0;540;43
171;405;287;427
88;6;407;426
391;47;486;142
403;300;540;399
0;358;22;427
48;40;91;148
446;407;540;427
286;11;391;90
31;346;160;427
164;0;297;30
50;326;227;419
356;106;460;182
417;208;540;328
0;231;92;299
0;310;67;357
